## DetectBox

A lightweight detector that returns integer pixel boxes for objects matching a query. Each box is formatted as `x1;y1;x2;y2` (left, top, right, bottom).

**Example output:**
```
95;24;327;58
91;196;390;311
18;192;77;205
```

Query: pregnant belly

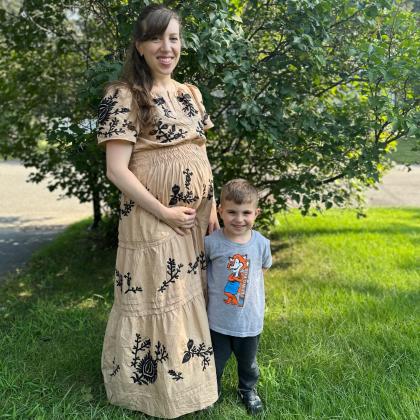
130;142;213;208
118;143;214;245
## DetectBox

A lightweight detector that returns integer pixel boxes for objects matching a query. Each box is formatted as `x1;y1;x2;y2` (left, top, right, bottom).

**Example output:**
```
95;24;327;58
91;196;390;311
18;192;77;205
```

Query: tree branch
313;74;366;97
318;172;347;185
329;9;361;30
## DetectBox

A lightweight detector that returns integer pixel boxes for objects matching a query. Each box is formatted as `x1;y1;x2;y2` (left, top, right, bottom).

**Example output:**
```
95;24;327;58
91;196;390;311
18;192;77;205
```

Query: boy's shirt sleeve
263;239;272;269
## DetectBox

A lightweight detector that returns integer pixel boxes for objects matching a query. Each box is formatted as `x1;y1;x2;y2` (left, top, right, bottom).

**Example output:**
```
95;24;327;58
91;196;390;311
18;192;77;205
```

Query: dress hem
106;379;218;418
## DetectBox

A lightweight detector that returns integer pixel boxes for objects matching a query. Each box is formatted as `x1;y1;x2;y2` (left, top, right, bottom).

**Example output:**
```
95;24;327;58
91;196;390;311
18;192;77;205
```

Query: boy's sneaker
237;389;263;415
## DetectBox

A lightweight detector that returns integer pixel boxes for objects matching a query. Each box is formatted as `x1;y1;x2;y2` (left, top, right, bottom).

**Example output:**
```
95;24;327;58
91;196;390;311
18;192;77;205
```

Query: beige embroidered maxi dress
97;81;218;418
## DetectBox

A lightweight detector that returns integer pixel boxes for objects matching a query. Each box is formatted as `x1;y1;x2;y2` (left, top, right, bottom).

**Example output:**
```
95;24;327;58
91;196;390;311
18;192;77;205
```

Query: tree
0;0;115;226
195;0;419;219
0;0;418;228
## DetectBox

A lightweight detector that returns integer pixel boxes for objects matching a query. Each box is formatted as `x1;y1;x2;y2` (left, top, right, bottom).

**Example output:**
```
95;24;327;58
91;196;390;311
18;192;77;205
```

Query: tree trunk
91;188;101;229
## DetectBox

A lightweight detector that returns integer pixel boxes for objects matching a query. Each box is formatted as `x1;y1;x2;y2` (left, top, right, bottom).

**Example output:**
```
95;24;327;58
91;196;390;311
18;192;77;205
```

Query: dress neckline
151;80;185;97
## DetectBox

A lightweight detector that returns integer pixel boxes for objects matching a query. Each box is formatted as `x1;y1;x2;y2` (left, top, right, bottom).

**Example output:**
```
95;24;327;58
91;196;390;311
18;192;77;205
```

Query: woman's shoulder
178;81;204;104
103;82;133;101
173;80;198;93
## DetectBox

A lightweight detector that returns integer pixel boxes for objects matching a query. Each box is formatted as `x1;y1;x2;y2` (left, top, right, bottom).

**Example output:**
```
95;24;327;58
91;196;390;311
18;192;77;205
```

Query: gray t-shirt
204;229;272;337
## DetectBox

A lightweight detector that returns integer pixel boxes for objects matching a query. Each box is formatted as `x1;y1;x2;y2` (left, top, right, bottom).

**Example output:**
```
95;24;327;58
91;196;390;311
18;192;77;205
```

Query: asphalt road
0;161;419;280
0;161;91;280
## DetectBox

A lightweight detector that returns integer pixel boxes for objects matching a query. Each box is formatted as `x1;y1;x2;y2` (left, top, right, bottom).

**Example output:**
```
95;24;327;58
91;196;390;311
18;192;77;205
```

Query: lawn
390;137;420;165
0;209;419;419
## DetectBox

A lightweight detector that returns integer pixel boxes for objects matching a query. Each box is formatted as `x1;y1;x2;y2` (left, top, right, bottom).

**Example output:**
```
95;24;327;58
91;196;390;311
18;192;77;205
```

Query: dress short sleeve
97;86;138;146
185;84;214;131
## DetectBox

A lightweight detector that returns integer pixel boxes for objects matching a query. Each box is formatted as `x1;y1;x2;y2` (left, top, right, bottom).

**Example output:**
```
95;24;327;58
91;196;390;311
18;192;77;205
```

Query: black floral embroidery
199;251;208;271
131;335;151;367
196;120;205;138
149;119;188;143
169;185;199;205
188;252;207;274
187;259;199;275
124;272;143;294
158;258;184;293
119;199;135;220
115;269;123;293
177;92;198;117
98;90;120;125
153;96;176;119
169;168;199;206
207;179;214;201
115;270;142;294
182;339;213;371
110;357;120;377
137;352;158;384
183;169;192;189
131;335;168;385
168;370;184;381
97;89;137;138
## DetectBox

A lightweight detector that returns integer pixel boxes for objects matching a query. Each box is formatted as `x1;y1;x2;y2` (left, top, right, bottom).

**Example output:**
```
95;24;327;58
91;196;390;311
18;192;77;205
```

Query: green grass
390;137;420;165
0;209;419;419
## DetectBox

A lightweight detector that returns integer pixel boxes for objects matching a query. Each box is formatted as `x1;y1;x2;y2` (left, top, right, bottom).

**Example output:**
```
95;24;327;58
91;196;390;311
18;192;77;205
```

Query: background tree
0;0;418;228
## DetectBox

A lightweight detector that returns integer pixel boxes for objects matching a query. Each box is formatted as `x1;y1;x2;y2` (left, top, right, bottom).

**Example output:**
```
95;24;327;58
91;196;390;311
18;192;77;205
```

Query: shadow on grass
2;220;116;301
269;240;292;270
278;270;419;306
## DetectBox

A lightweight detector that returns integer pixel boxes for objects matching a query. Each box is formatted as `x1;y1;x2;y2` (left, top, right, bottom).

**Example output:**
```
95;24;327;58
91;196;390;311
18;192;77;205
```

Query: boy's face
218;199;260;239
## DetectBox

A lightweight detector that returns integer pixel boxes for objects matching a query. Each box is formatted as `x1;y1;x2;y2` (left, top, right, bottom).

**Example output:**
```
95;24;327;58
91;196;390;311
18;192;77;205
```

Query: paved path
0;161;419;280
366;164;420;207
0;161;91;279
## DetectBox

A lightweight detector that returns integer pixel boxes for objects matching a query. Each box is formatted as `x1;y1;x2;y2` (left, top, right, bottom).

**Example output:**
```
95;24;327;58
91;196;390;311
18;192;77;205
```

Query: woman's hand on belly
161;206;196;236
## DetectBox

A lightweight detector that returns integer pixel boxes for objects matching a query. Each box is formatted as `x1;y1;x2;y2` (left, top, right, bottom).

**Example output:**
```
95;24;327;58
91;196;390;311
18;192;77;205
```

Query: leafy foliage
0;0;419;228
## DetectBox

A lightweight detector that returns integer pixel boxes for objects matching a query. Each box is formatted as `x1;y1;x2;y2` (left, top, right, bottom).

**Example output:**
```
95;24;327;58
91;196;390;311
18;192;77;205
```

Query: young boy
204;179;272;415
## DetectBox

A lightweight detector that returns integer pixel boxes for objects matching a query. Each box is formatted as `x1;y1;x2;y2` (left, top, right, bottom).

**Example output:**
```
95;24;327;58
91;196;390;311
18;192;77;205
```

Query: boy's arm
262;239;272;271
204;235;211;261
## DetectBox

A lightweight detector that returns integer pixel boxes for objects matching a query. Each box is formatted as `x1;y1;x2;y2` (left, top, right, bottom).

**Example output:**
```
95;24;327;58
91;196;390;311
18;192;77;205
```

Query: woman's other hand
207;202;220;234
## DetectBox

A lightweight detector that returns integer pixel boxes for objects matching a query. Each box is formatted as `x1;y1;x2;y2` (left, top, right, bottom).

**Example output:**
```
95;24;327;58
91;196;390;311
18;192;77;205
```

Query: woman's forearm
107;166;168;220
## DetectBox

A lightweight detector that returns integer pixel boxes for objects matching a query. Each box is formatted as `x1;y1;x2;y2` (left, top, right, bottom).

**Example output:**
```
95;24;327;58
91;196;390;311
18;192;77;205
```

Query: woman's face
137;18;181;80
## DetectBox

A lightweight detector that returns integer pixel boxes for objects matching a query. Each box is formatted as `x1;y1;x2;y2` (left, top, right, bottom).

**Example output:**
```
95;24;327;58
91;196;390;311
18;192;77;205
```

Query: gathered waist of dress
130;141;209;166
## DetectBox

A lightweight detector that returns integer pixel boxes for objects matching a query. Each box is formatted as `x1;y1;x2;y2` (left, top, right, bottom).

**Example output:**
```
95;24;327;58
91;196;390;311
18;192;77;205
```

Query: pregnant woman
97;4;219;418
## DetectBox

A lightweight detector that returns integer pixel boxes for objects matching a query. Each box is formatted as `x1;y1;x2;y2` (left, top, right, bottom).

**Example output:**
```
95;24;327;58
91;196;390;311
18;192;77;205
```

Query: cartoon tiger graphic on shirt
224;253;250;307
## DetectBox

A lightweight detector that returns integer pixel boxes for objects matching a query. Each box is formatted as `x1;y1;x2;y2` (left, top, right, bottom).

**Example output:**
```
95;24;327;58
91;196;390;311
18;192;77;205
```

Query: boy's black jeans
210;329;260;394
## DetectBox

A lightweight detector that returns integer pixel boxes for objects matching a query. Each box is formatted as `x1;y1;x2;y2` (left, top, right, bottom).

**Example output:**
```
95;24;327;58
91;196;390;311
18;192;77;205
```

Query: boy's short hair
220;179;259;205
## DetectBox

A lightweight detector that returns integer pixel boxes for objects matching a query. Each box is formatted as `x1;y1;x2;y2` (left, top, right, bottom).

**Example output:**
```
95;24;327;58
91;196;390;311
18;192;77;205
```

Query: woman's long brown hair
109;4;181;132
